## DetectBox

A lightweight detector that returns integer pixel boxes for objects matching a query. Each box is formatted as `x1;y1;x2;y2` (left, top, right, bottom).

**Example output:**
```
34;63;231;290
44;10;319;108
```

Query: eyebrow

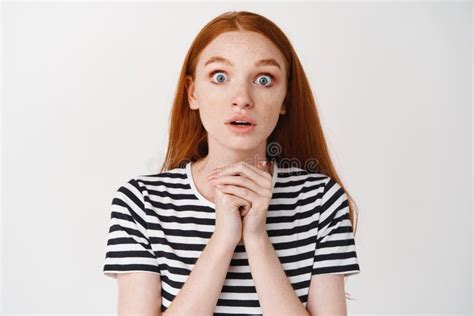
204;56;281;70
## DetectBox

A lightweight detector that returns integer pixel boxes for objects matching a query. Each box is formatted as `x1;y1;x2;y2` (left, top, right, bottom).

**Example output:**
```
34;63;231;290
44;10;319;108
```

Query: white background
1;1;472;314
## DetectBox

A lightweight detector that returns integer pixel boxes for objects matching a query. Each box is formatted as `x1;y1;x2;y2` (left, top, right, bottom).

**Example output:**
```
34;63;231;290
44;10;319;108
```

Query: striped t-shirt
103;160;361;315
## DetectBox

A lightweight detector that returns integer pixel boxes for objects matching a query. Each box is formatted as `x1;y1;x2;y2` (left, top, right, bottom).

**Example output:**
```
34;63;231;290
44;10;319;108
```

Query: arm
117;272;162;315
105;179;164;315
305;176;360;315
163;232;237;316
244;232;309;316
306;274;347;316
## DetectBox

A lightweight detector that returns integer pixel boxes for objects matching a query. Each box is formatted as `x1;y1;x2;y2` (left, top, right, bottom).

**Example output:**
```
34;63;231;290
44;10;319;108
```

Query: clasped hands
207;160;273;241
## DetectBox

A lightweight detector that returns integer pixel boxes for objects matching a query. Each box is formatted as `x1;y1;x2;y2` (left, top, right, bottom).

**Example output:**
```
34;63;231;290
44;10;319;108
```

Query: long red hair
160;10;358;235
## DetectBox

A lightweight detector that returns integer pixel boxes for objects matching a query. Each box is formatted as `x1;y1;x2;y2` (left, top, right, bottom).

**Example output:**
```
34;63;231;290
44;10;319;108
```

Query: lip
226;123;256;134
225;114;257;125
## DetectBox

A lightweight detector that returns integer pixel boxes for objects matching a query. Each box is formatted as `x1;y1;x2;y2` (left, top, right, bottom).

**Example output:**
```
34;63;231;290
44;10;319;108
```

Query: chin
221;137;261;150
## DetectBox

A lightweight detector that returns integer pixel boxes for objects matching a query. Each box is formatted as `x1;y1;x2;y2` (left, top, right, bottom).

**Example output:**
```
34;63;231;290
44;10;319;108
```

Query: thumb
257;160;268;171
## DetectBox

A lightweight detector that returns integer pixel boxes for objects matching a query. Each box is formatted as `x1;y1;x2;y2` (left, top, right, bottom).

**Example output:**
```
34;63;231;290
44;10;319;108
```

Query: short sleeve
312;177;361;277
102;178;160;279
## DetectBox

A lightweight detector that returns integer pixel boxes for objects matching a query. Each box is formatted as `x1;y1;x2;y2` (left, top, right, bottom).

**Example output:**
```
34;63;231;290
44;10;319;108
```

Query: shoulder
117;164;188;196
109;167;183;207
276;162;331;190
136;164;186;183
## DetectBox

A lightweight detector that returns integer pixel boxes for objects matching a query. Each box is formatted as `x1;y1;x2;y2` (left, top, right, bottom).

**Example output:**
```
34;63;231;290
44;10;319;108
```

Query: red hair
160;11;359;236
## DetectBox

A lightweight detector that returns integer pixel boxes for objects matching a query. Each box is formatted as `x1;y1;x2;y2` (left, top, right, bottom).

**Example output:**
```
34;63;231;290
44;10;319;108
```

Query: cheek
246;111;277;139
193;85;224;130
263;112;281;129
198;103;224;132
255;86;286;110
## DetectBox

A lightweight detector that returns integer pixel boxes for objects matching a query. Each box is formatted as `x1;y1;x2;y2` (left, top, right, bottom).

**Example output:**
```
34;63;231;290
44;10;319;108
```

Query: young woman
103;10;361;316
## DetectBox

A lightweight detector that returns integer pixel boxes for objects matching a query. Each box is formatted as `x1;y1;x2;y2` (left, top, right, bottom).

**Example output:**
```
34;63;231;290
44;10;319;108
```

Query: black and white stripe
103;161;360;314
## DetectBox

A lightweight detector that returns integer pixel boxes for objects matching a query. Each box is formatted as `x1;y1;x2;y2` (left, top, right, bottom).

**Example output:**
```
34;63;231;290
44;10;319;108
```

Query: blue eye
210;71;227;83
256;74;273;87
209;70;275;87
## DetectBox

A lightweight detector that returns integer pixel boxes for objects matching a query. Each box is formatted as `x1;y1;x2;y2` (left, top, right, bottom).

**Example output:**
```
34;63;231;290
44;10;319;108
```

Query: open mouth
228;121;256;126
226;121;256;134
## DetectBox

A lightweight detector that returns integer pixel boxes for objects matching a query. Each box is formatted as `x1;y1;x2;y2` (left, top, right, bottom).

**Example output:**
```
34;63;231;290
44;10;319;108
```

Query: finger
256;161;271;179
229;192;252;213
215;186;250;211
245;160;273;182
213;176;272;200
208;161;271;188
218;183;259;202
257;160;270;173
210;175;262;195
241;207;251;217
218;185;255;217
208;160;270;180
251;160;272;175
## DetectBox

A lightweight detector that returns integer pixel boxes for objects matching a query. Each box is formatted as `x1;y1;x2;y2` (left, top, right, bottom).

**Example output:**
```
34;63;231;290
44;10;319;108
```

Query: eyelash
209;70;275;87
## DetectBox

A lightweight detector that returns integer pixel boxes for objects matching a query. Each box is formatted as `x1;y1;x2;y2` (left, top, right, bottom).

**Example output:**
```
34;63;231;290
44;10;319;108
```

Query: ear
185;75;199;110
280;95;287;115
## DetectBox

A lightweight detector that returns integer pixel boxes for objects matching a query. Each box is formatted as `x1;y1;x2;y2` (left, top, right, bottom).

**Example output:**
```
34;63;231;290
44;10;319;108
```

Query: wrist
211;230;240;248
242;230;269;246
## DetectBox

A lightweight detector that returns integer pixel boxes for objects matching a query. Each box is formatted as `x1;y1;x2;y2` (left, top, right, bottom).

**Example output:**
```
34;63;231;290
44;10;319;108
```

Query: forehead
198;31;286;70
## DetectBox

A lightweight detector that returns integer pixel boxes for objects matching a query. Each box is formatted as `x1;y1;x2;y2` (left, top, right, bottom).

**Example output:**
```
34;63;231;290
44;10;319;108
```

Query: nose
231;83;254;109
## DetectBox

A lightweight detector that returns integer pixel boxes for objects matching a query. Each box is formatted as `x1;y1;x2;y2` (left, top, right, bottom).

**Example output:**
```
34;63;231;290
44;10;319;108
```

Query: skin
188;31;309;315
185;30;287;201
117;30;348;316
187;30;347;314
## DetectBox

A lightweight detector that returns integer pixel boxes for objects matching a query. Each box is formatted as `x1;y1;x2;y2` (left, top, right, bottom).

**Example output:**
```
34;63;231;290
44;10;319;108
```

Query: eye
255;73;274;87
209;70;275;88
210;70;228;83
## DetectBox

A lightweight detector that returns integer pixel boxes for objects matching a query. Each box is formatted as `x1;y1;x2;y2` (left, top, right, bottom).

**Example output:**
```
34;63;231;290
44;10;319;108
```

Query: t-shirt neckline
185;160;279;208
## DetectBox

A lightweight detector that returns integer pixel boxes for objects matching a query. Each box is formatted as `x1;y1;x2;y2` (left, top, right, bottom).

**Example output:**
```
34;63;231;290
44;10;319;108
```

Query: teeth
232;121;251;125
